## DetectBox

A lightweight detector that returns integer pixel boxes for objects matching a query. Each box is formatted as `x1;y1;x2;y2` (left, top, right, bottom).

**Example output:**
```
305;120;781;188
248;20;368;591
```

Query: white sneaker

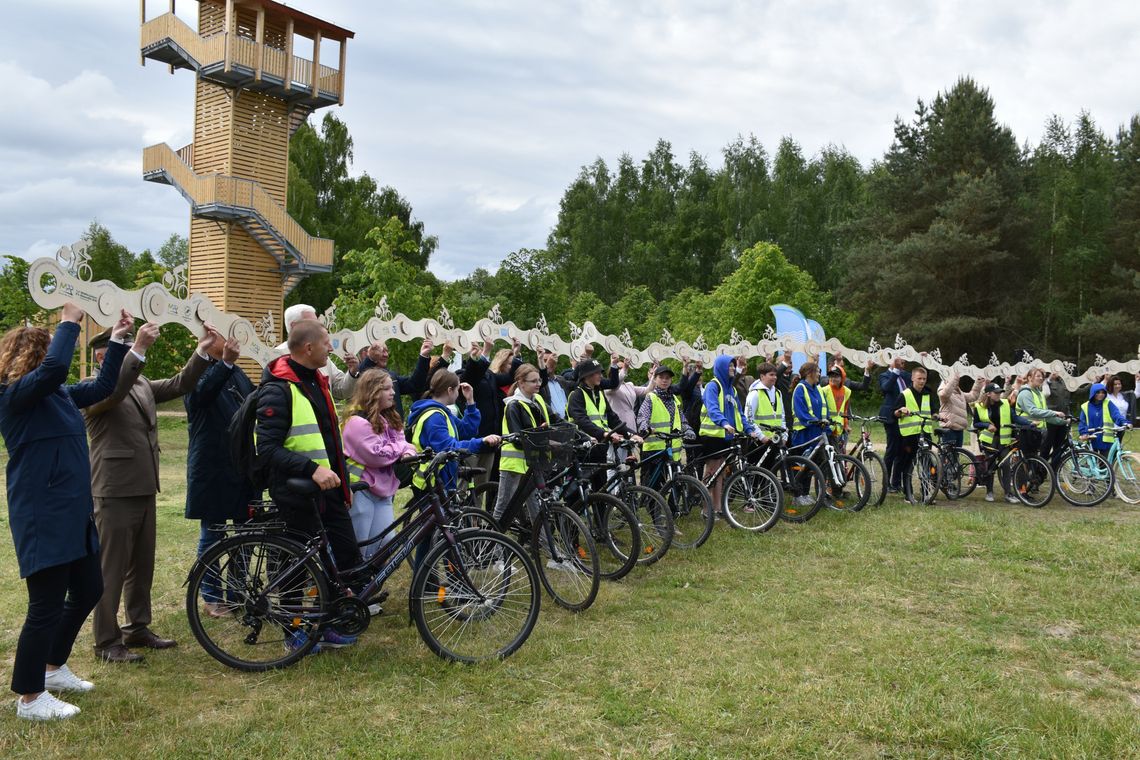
984;492;995;503
794;495;815;507
16;691;81;721
44;664;94;693
545;559;574;572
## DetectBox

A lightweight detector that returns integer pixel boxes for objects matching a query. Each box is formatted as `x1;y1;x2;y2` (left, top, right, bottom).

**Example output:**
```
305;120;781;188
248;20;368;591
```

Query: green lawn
1;417;1138;758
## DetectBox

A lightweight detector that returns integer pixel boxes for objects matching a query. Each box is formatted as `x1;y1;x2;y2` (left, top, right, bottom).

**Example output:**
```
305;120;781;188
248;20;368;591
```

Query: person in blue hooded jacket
406;370;500;565
0;304;132;720
697;354;759;513
407;369;501;495
790;362;830;450
1078;382;1131;454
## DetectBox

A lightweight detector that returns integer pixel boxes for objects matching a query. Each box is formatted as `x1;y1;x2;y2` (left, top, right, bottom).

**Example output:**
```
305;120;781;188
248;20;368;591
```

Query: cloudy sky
2;1;1137;280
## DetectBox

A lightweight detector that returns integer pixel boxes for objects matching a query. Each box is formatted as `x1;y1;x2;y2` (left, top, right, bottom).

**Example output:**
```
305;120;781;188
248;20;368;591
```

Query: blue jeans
350;490;395;561
939;429;964;447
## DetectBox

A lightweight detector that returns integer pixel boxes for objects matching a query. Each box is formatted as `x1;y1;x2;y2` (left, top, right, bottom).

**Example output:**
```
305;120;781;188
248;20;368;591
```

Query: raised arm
67;340;128;409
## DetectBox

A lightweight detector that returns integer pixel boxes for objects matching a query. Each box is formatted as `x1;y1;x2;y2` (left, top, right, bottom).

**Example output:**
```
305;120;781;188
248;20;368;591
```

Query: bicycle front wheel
532;505;600;612
1055;450;1114;507
826;454;872;512
779;455;825;523
1011;455;1054;508
722;466;783;532
573;492;641;581
906;449;941;505
624;484;673;565
941;448;979;500
186;533;328;672
1113;452;1140;504
411;529;540;663
660;474;713;549
858;450;888;507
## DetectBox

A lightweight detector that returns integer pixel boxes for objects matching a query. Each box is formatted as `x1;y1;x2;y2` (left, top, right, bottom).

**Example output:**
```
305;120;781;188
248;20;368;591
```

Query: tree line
324;76;1140;371
3;76;1136;379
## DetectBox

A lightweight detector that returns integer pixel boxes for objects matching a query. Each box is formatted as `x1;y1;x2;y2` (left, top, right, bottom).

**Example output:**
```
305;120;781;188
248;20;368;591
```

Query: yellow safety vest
749;384;783;430
898;388;932;438
499;395;551;474
643;393;682;461
1021;388;1048;430
976;400;1013;446
699;379;743;438
820;384;849;429
410;407;456;489
579;388;609;432
1080;399;1116;444
283;384;331;469
791;383;823;432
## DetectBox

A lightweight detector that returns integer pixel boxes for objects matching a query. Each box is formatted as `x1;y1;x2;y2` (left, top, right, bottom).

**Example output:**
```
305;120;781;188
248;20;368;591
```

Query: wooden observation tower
139;0;353;341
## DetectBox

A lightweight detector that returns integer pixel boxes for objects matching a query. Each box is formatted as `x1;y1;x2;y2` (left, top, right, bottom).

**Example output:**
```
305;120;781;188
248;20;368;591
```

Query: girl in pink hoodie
341;370;417;560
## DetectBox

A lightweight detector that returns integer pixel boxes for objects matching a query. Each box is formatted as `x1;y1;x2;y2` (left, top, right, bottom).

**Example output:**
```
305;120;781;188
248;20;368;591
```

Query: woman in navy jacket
0;304;130;720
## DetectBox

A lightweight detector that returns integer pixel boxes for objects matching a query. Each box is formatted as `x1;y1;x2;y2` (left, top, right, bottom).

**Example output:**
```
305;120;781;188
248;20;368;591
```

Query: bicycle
747;423;826;524
545;431;643;581
602;438;675;565
1050;419;1117;507
844;414;889;507
682;436;783;532
638;432;716;549
493;423;602;611
969;424;1055;507
185;450;541;670
787;422;872;513
1102;426;1140;504
932;433;981;502
890;412;943;505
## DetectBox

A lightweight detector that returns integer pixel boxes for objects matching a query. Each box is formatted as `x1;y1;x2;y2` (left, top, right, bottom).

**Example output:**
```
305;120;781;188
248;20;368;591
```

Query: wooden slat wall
193;80;232;174
188;217;229;304
198;0;224;36
232;91;288;204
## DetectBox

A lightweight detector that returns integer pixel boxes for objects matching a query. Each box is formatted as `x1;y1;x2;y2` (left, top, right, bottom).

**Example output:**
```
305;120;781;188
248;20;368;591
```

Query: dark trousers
897;435;917;490
13;552;103;694
1019;428;1044;459
281;496;362;575
979;444;1012;494
1040;425;1067;469
585;442;611;493
92;495;156;649
884;421;904;488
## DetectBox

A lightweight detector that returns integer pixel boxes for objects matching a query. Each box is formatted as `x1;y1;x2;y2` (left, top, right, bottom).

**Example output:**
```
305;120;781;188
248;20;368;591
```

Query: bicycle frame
682;437;752;490
213;451;491;630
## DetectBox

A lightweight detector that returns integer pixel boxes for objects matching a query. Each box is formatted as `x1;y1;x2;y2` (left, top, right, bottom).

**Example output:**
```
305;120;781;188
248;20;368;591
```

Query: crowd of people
3;303;1138;719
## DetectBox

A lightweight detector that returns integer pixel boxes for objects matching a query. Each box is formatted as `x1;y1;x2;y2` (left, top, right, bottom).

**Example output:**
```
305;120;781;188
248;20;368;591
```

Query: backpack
227;383;269;492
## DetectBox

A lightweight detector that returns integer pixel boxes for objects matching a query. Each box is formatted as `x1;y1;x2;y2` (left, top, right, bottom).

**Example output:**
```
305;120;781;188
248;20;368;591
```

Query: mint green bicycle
1102;427;1140;504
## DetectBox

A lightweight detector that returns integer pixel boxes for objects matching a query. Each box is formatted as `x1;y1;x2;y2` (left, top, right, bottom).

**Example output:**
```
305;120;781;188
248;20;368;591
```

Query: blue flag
770;304;810;373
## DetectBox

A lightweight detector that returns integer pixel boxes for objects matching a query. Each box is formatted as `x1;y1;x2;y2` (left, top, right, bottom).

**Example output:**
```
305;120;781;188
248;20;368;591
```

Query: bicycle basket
517;422;578;471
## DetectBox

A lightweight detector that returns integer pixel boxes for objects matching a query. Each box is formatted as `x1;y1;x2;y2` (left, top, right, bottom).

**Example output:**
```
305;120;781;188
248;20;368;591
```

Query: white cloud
2;0;1139;279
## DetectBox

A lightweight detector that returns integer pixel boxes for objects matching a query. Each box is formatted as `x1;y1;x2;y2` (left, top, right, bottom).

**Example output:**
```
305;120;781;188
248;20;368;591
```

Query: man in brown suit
83;322;216;663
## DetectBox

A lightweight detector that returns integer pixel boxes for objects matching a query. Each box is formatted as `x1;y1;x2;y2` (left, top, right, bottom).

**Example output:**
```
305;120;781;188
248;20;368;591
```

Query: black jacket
256;356;350;510
184;360;257;522
567;384;629;441
462;355;522;437
383;355;431;417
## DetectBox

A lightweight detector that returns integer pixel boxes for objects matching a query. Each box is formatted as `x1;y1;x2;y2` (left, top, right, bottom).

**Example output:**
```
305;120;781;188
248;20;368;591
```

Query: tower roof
199;0;355;41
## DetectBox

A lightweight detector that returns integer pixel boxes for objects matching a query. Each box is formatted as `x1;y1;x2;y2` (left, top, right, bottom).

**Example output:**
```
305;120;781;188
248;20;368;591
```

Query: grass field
1;416;1138;758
